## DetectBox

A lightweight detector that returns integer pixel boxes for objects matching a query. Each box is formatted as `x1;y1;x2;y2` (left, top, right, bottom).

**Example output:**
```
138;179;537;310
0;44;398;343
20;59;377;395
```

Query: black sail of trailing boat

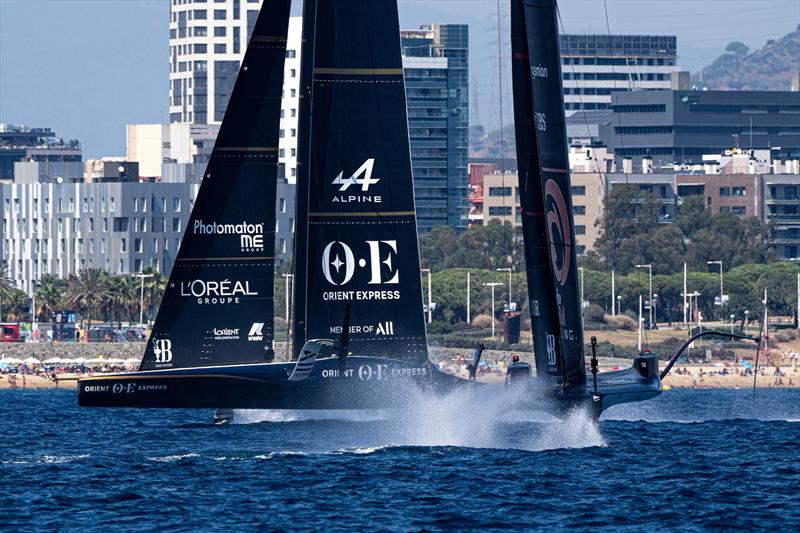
510;0;564;384
293;0;428;364
518;0;585;387
140;0;292;371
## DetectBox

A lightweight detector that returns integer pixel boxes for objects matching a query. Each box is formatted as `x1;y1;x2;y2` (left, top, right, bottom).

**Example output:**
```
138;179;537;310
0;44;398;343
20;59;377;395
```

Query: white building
168;0;301;182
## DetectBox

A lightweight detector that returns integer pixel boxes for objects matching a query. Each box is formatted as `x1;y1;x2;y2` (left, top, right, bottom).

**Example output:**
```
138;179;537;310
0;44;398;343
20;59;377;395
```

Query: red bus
1;323;20;342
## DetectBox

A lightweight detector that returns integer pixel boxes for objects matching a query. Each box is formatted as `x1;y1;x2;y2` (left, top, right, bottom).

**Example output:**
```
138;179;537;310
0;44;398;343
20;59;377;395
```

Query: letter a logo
332;158;380;192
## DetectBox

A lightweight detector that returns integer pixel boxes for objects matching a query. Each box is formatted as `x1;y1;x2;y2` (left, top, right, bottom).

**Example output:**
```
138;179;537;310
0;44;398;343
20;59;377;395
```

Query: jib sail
517;0;586;387
510;0;564;383
293;0;428;364
141;0;291;371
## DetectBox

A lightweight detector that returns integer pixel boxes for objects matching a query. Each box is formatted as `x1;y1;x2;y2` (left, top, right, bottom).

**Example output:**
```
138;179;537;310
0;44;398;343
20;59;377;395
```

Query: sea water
1;388;798;531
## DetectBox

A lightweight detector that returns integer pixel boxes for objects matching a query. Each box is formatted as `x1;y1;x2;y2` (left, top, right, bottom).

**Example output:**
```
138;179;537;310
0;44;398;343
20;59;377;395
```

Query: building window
286;49;296;58
732;187;746;196
214;9;226;19
173;197;181;212
214;43;226;54
214;26;226;36
173;218;181;232
573;205;586;215
134;238;143;253
575;225;586;235
488;187;512;197
110;198;115;212
279;198;286;213
193;9;207;20
489;206;512;216
720;187;731;196
571;186;586;196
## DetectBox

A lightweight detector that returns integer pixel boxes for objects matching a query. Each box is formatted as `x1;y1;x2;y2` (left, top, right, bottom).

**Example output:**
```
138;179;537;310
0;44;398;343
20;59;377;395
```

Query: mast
519;0;586;387
510;0;564;383
291;0;318;360
140;0;292;371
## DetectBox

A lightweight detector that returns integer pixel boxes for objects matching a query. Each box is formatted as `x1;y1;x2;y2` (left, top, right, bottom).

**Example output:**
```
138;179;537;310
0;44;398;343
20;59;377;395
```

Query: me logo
322;240;399;286
546;334;557;367
248;323;264;342
240;234;263;252
152;339;173;363
332;158;380;192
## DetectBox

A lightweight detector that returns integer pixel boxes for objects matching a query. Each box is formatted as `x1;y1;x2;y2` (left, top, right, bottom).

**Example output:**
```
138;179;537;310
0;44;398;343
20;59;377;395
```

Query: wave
145;452;201;463
2;454;91;465
232;409;392;424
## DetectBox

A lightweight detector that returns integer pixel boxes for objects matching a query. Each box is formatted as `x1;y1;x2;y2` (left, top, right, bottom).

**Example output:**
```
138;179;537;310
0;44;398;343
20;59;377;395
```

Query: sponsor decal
535;112;547;132
546;333;557;367
329;321;395;336
321;365;428;379
248;322;264;341
83;385;110;393
177;279;258;305
212;328;239;341
322;240;399;291
153;339;173;364
543;179;572;286
332;158;381;204
111;382;167;393
531;299;540;317
531;64;548;79
193;220;264;252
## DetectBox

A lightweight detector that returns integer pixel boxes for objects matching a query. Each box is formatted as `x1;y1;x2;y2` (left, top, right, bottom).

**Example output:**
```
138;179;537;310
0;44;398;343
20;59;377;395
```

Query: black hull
77;356;661;419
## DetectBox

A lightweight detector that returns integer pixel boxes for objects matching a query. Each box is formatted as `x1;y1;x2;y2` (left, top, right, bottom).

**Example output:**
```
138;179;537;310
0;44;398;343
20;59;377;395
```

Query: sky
1;0;799;159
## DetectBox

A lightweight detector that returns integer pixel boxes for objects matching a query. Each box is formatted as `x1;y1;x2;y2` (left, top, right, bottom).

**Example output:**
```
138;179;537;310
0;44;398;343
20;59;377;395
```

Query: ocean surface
2;387;798;531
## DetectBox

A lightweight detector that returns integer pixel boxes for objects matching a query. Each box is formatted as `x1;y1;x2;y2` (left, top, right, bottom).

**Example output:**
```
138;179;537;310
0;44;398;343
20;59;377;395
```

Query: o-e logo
322;240;399;286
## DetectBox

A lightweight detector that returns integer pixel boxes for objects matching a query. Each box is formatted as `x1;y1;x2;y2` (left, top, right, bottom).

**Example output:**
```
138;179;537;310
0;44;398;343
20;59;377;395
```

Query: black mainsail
515;0;585;387
510;0;563;384
140;0;292;370
292;0;428;364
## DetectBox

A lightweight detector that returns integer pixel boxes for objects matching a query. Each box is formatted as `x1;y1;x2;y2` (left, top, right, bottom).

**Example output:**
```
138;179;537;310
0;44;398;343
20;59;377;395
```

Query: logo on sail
321;240;400;286
212;327;239;340
178;279;259;305
193;220;264;252
531;64;548;79
332;158;382;204
248;323;264;341
543;179;571;286
152;338;173;364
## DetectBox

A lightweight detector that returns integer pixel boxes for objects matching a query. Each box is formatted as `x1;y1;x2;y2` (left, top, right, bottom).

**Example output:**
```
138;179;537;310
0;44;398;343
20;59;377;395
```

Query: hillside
692;25;800;91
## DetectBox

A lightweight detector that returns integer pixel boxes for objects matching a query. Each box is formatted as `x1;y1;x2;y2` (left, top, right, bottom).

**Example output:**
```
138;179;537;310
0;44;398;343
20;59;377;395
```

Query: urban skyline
2;0;798;158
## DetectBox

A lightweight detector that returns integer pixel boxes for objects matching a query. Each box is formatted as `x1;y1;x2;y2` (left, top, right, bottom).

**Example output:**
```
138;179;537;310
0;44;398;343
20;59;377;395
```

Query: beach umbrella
23;357;41;365
2;357;23;364
124;357;141;364
106;358;125;364
43;357;63;364
72;358;86;364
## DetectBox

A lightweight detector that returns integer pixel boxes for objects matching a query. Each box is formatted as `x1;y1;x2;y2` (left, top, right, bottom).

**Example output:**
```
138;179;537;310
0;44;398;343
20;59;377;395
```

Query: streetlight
651;293;658;329
466;272;471;325
729;314;735;334
496;267;512;311
616;295;622;316
636;264;652;329
707;260;723;318
483;282;503;339
132;272;154;326
282;273;293;321
420;268;432;323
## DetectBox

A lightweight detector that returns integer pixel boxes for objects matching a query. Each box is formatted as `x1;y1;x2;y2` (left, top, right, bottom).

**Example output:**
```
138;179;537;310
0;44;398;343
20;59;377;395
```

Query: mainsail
141;0;291;370
515;0;586;387
292;0;428;364
510;0;563;383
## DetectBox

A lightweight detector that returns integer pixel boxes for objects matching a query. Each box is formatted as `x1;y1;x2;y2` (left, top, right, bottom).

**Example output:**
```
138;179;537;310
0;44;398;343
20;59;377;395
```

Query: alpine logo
153;339;173;364
332;159;382;204
248;322;264;342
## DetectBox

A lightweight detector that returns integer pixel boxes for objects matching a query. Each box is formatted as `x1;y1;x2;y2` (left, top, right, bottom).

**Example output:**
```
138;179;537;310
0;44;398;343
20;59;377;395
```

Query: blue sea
2;388;798;531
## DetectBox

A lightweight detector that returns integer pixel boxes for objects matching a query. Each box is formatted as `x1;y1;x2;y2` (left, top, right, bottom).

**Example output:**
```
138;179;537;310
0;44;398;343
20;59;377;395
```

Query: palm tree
141;265;167;325
0;263;15;322
106;274;137;328
35;274;65;321
63;269;112;327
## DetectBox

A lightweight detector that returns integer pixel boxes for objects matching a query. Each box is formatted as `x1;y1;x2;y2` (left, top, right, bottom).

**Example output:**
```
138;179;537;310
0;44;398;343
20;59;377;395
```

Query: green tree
35;274;66;321
63;269;112;327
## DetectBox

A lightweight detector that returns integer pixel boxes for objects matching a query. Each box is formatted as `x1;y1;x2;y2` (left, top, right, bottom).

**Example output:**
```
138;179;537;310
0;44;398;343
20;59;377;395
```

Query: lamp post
638;294;644;351
421;268;432;323
483;282;503;339
744;310;750;335
652;293;658;329
466;272;471;325
611;269;615;316
636;264;652;329
730;313;735;334
496;267;512;311
707;260;723;318
616;295;622;316
282;273;293;321
683;262;688;327
132;273;154;326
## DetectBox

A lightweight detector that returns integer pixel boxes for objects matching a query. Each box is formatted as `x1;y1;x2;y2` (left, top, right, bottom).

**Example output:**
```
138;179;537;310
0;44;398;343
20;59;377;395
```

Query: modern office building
0;181;200;295
601;89;800;169
168;1;302;183
0;124;82;181
763;175;800;260
560;34;678;112
401;24;469;234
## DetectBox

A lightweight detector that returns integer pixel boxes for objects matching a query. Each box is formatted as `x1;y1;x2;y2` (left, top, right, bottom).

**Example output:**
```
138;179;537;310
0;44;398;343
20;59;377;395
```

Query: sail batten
140;0;292;371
